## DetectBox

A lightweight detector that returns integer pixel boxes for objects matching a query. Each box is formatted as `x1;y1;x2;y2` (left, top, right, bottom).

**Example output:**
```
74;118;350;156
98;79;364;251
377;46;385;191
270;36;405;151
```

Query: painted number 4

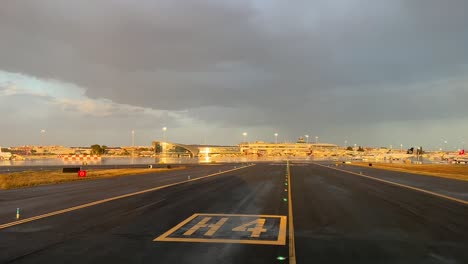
232;219;267;238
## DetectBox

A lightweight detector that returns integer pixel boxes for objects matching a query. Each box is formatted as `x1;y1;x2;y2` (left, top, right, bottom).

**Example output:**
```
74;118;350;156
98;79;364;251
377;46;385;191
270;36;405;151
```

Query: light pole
444;140;448;152
40;129;46;151
162;127;167;141
274;133;278;144
354;143;357;151
242;132;247;143
400;144;403;153
305;135;309;144
131;130;135;157
315;136;318;144
162;127;167;158
344;140;347;149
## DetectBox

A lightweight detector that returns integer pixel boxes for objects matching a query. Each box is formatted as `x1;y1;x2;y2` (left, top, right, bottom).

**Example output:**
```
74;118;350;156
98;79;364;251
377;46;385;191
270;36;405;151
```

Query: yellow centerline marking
287;160;296;264
0;165;255;230
313;162;468;206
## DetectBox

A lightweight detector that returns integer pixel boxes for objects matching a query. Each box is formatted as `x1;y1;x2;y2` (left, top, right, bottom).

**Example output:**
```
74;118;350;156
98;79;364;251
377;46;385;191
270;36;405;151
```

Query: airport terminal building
152;140;338;158
239;141;339;157
152;141;240;157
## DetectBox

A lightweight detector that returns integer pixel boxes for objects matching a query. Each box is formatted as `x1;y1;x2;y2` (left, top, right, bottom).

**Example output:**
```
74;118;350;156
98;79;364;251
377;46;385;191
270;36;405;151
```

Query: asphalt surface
319;161;468;201
0;164;245;224
291;163;468;263
1;163;467;263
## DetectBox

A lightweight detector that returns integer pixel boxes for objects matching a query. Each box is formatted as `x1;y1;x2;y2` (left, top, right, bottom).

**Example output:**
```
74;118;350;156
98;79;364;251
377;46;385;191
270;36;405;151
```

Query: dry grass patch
350;162;468;181
0;167;185;190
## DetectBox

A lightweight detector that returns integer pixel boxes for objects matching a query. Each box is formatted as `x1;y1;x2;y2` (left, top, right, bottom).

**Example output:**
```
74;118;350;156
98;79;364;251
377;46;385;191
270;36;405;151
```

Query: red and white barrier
61;155;102;161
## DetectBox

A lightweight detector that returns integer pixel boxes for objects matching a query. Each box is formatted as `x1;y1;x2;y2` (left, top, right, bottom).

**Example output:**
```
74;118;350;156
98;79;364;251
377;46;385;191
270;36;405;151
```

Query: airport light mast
131;130;135;157
40;129;46;147
162;127;167;158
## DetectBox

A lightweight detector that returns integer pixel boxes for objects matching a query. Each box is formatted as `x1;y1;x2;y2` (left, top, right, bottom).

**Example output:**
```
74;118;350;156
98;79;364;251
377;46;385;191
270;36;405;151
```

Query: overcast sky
1;0;467;149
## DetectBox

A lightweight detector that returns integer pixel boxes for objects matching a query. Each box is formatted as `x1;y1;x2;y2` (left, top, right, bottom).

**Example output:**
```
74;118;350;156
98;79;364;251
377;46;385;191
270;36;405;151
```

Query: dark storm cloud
1;0;468;145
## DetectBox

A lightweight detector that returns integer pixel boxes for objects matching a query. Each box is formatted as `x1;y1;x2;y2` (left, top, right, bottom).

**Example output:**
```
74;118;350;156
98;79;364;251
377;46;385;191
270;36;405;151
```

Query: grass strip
350;162;468;181
0;167;185;189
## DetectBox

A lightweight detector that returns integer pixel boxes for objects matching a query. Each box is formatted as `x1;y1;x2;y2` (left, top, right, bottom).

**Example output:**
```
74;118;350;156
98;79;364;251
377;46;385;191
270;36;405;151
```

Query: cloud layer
0;0;467;148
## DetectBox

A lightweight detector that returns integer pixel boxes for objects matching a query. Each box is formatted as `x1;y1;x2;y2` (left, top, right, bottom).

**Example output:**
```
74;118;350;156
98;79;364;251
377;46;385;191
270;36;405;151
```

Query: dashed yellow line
0;165;255;230
287;160;296;264
313;163;468;206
